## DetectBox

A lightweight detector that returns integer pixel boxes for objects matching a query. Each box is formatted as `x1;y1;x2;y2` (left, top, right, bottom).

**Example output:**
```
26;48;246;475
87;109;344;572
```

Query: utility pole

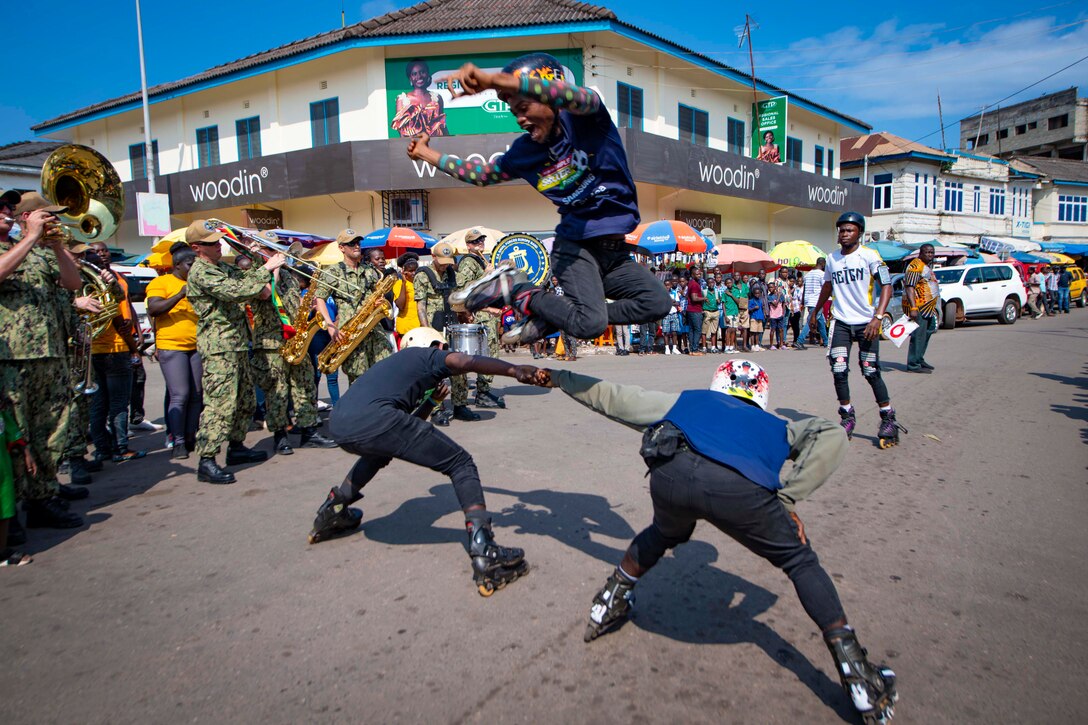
737;15;761;146
937;91;946;150
135;0;155;194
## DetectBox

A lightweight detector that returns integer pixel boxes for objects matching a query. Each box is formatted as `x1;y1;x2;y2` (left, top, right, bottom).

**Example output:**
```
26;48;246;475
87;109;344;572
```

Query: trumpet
207;218;366;299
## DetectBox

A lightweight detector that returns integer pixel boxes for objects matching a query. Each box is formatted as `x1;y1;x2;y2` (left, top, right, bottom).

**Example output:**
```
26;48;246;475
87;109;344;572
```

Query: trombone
206;218;367;299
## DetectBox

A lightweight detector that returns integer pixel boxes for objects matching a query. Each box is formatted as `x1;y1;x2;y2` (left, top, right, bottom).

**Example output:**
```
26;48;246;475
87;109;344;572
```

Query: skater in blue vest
531;359;898;724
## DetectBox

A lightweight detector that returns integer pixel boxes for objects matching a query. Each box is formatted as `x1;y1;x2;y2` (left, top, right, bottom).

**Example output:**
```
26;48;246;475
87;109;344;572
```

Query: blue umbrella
625;220;713;255
1012;251;1048;264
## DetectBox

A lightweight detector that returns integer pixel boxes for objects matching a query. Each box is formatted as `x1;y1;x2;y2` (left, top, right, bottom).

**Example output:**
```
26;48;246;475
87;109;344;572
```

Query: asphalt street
2;310;1086;724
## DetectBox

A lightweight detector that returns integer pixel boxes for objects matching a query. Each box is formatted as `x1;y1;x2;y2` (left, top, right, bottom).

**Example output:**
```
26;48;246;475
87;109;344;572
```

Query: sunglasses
193;241;221;247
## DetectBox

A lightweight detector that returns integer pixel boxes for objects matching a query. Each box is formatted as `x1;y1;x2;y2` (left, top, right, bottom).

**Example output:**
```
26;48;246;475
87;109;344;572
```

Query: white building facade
840;133;1035;246
33;1;869;256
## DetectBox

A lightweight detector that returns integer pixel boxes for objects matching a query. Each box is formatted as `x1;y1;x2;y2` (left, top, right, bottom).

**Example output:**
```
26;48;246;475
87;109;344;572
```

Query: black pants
827;320;889;405
332;406;485;510
129;360;147;424
529;235;672;340
629;449;845;630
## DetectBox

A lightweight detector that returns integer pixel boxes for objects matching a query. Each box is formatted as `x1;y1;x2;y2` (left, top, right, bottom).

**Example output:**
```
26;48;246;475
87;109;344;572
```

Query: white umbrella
441;226;505;254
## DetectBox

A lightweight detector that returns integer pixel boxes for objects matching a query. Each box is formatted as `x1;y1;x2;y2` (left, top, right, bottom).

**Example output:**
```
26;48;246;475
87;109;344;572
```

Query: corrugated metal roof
839;132;951;164
34;0;866;132
1011;156;1088;184
0;140;65;167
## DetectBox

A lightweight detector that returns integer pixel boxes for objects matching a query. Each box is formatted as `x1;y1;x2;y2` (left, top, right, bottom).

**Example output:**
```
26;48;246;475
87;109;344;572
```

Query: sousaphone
40;143;125;243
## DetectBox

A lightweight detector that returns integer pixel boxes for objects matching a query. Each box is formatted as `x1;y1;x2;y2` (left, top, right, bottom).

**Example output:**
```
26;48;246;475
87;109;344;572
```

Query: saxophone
279;284;325;365
316;274;396;374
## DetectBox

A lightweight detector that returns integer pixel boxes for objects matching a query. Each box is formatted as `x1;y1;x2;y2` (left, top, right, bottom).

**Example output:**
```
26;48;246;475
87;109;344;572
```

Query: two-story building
1011;156;1088;245
839;132;1036;246
32;0;869;256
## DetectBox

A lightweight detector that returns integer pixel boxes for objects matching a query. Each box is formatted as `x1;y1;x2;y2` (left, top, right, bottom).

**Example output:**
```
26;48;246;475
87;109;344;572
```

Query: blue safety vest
659;390;790;491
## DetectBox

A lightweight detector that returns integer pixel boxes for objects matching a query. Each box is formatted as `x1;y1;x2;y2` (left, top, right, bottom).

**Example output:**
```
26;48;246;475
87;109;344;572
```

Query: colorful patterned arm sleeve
436;154;513;187
518;75;601;115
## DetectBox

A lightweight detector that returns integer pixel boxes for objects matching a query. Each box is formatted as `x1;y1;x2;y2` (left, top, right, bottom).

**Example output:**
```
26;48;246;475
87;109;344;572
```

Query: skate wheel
477;583;495;597
879;438;895;449
307;532;319;545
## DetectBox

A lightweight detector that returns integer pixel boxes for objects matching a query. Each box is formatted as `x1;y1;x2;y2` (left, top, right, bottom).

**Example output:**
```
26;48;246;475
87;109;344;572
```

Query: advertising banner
135;192;171;237
385;49;584;139
752;96;788;164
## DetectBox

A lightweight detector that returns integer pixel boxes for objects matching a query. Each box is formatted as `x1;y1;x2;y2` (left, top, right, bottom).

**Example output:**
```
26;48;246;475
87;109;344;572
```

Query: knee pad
829;347;848;374
860;351;880;378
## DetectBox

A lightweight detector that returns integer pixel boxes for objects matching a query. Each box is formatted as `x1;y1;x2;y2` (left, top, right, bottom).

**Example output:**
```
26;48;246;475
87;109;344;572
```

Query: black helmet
502;52;565;82
836;212;865;232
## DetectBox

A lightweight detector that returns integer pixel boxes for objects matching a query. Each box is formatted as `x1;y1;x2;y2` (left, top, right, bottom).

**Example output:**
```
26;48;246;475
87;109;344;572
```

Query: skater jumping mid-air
308;328;538;596
529;359;899;724
809;212;904;448
405;52;671;346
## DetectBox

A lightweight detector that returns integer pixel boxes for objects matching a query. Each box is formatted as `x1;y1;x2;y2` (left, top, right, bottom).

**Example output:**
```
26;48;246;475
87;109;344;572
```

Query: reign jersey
823;246;888;325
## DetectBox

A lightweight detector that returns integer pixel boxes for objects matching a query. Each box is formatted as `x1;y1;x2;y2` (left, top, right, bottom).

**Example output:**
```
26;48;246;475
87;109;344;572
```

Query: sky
4;0;1087;150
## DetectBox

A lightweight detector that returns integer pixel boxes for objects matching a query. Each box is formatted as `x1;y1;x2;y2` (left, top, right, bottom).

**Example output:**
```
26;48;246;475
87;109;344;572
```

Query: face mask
9;223;20;238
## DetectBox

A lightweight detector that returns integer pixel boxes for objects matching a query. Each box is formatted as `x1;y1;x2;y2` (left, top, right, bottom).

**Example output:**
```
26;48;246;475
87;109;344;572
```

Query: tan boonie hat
431;241;456;263
465;228;486;243
185;219;226;244
335;228;364;246
14;191;67;215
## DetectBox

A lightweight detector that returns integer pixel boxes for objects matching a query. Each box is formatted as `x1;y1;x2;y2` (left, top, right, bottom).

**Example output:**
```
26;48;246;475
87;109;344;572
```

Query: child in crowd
765;283;786;349
748;286;765;352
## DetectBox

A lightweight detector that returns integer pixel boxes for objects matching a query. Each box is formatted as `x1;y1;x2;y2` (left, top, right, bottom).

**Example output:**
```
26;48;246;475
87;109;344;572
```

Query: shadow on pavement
1030;363;1088;443
361;485;636;565
497;384;551;397
630;540;855;723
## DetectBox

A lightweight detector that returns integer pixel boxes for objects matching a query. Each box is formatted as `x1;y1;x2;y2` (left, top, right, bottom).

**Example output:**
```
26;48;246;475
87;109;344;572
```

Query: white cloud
756;16;1088;143
359;0;398;20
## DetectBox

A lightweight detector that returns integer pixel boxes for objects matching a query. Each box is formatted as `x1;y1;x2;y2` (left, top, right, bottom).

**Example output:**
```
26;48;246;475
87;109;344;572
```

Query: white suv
933;263;1026;329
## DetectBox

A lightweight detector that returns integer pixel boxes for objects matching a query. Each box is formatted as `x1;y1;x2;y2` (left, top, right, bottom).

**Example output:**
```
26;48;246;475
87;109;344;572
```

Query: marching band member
186;220;286;485
0;191;83;531
247;256;336;455
453;229;505;409
313;229;393;386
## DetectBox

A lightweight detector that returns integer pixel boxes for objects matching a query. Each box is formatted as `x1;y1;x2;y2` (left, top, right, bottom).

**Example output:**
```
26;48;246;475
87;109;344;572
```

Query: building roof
1010;156;1088;184
0;140;65;168
839;132;954;165
33;0;868;133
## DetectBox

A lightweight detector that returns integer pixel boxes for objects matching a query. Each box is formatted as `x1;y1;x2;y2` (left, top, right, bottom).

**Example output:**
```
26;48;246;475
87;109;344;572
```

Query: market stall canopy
903;246;973;261
979;236;1041;254
1038;241;1088;256
863;242;911;262
1012;251;1048;264
150;227;189;254
267;228;334;249
712;244;777;273
767;240;826;269
1040;252;1076;265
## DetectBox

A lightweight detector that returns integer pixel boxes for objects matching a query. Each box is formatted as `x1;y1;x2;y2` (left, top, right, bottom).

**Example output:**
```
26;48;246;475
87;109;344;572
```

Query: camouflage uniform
61;289;91;459
186;257;271;459
315;261;392;386
413;262;468;402
455;254;500;398
0;241;71;500
249;271;320;431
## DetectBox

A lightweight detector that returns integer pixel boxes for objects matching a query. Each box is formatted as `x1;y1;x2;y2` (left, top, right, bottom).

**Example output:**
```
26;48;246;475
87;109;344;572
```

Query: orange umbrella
625;220;713;255
712;244;778;273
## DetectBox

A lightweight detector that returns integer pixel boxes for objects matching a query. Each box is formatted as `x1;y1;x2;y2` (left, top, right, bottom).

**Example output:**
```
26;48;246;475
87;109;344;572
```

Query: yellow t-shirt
145;274;198;351
393;278;421;335
91;274;135;354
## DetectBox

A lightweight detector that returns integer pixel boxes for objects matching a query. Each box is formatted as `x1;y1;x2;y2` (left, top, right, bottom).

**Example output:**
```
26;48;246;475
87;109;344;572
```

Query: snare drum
448;323;487;355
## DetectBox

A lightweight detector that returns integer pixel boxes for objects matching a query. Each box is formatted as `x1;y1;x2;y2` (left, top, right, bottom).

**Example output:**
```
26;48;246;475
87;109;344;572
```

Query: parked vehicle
1064;266;1086;307
112;265;158;347
933;263;1026;329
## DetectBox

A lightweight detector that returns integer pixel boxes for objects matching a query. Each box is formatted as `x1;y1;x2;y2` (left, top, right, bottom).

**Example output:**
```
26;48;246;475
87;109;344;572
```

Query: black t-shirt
329;347;452;438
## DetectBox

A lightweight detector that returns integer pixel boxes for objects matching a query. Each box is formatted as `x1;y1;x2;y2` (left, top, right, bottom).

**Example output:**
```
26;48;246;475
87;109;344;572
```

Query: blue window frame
873;173;893;210
944;181;963;212
236;116;261;160
826;148;834;177
785;137;802;169
678;104;709;146
727;117;745;155
128;140;159;180
616;83;644;130
310;98;340;147
989;187;1005;216
1058;194;1087;222
196;125;220;168
814;145;824;176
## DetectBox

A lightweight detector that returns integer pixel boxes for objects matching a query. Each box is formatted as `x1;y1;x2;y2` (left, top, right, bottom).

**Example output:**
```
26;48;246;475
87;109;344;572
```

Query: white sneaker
133;420;164;432
664;346;672;355
751;345;765;352
317;400;332;411
671;345;681;355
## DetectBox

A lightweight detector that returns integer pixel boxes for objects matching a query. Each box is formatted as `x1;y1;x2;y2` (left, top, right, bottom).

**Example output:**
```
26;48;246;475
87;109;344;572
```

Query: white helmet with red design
710;359;771;411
